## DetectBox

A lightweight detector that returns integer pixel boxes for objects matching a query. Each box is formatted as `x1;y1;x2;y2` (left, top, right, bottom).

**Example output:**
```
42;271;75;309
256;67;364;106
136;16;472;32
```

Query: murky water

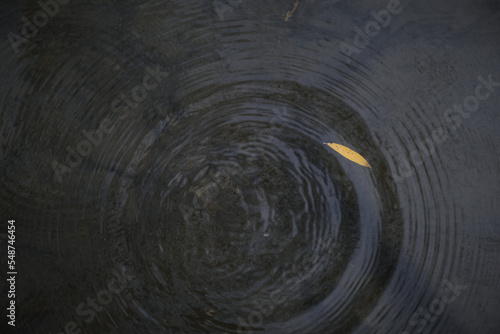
1;0;499;333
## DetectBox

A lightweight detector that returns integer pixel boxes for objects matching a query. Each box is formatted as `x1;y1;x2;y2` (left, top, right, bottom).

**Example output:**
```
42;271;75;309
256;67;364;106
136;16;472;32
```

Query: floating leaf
324;143;372;168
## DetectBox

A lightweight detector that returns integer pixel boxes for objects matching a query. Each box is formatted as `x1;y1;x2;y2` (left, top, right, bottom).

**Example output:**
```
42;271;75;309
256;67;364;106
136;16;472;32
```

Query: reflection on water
1;0;499;333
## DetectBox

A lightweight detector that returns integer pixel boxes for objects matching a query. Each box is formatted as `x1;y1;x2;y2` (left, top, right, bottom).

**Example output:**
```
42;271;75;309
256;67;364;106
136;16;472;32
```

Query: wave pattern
1;0;498;333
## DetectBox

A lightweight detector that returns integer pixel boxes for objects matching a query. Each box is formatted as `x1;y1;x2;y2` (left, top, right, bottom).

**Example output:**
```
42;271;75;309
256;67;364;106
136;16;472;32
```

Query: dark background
1;0;499;333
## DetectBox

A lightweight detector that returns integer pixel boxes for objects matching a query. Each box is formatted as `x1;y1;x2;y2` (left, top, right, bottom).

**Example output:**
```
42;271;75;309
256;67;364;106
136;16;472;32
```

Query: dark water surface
1;0;499;333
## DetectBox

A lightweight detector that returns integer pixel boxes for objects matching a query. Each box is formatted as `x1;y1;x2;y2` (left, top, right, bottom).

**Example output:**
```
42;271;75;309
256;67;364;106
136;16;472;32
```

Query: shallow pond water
1;0;499;333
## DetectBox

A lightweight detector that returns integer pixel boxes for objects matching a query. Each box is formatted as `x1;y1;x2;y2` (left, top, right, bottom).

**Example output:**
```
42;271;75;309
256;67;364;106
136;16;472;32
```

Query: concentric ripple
103;78;402;332
4;1;497;334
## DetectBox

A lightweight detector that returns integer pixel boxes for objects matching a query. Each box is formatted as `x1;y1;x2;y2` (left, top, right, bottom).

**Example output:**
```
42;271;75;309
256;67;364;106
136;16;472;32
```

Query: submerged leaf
285;0;299;22
324;143;372;168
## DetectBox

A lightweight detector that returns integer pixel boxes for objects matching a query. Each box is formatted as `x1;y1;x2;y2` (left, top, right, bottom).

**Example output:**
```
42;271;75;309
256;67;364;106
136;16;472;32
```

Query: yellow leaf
324;143;372;168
